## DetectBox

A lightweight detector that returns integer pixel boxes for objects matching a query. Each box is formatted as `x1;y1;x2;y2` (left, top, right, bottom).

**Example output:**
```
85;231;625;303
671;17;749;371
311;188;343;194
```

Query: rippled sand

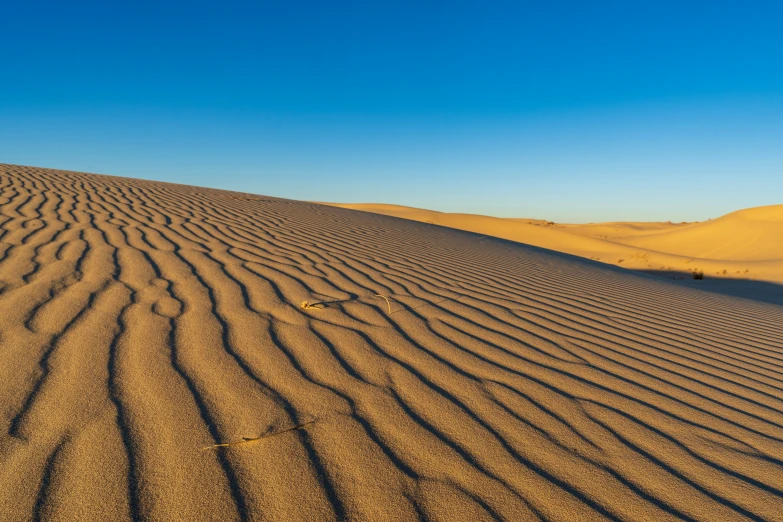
1;164;782;521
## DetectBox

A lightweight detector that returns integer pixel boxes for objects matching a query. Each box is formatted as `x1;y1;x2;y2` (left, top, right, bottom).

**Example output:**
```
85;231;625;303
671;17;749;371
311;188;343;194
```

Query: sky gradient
2;1;782;222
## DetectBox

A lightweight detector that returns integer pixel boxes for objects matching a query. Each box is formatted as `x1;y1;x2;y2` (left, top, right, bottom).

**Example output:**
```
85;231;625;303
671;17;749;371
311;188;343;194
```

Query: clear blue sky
2;1;781;222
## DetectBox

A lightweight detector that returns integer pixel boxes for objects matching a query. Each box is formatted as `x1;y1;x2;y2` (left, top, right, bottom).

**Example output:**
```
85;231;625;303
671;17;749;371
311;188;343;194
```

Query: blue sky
1;1;781;222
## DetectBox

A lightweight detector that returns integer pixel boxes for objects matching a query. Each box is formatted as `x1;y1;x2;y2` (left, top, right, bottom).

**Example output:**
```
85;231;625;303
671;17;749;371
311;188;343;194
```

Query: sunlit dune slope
2;164;783;521
619;204;783;261
330;202;783;284
326;202;633;260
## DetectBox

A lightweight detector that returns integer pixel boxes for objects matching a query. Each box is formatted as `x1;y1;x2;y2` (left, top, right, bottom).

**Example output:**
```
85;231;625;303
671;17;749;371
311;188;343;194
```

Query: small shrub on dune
692;270;704;280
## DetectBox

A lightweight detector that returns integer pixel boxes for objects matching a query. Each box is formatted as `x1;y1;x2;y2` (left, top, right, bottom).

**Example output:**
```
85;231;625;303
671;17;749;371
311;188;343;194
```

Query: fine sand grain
1;164;783;521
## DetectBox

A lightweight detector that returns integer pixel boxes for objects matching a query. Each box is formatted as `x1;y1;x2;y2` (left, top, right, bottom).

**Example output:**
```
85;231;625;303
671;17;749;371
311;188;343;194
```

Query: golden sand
1;165;782;521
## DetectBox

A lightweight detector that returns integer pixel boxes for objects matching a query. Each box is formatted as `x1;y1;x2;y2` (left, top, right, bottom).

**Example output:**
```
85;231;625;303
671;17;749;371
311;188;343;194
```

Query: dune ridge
328;203;783;287
1;164;782;521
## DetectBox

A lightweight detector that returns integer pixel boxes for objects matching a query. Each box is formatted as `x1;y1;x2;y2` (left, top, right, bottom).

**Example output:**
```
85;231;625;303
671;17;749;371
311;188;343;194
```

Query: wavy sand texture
1;164;783;521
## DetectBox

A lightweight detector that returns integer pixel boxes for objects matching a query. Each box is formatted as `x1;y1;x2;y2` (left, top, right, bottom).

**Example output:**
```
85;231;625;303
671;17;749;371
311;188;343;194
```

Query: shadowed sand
2;164;783;521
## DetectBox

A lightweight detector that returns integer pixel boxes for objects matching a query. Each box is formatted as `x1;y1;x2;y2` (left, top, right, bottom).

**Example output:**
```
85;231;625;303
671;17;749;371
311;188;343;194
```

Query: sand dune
330;203;783;304
617;205;783;262
2;164;783;521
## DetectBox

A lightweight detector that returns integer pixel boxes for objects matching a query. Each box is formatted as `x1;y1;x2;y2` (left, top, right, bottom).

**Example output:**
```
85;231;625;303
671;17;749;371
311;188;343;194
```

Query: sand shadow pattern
0;164;782;521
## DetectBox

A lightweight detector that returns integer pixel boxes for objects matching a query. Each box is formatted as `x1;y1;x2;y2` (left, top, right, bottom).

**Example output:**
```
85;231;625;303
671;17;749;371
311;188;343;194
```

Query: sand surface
329;203;783;306
2;164;783;521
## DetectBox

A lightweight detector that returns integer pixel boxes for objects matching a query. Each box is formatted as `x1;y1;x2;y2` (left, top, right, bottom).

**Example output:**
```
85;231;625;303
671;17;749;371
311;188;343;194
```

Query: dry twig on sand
202;419;318;451
374;294;392;313
300;300;324;311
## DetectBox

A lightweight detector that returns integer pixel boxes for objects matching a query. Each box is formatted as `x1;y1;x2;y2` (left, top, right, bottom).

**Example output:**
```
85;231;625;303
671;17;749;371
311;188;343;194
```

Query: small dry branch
202;419;318;451
374;294;392;314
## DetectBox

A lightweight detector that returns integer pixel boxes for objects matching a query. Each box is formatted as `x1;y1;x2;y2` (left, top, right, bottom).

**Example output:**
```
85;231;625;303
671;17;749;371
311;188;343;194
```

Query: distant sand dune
617;205;783;261
1;164;783;521
329;203;783;305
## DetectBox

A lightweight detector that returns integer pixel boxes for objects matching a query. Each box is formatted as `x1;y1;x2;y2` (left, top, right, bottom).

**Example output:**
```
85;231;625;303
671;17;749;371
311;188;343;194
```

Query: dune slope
330;203;783;290
1;164;783;521
619;205;783;262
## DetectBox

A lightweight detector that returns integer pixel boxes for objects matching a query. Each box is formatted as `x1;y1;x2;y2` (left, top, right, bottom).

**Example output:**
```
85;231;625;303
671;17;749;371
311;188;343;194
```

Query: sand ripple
1;165;782;521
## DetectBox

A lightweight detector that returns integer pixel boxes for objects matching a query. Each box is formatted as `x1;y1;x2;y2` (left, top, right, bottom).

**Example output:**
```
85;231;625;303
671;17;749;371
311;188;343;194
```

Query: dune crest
617;204;783;262
2;164;783;521
330;202;783;298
